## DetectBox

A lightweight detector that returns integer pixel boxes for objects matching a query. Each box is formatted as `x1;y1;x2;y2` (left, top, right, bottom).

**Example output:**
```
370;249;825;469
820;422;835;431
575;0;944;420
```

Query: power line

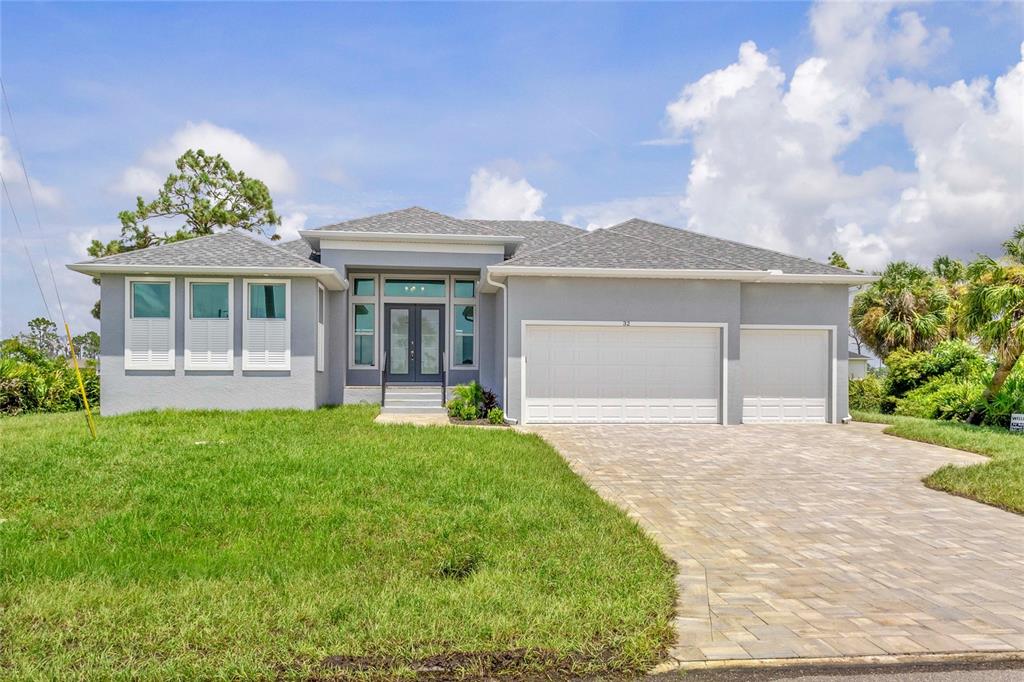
0;171;55;321
1;78;68;326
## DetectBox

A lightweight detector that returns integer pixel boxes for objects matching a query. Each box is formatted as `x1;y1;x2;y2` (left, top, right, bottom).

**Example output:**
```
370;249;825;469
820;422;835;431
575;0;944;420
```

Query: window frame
184;277;234;371
242;278;291;371
349;274;379;369
449;276;478;370
124;276;175;370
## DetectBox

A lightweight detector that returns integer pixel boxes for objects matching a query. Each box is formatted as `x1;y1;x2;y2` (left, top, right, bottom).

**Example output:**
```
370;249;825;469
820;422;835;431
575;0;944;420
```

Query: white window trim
349;274;379;369
449;275;478;370
316;283;326;373
124;276;175;370
184;277;233;371
242;278;291;371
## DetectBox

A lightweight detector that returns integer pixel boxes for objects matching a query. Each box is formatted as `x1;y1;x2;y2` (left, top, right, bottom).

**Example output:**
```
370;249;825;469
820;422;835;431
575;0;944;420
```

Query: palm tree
932;255;968;341
962;226;1024;425
850;261;949;358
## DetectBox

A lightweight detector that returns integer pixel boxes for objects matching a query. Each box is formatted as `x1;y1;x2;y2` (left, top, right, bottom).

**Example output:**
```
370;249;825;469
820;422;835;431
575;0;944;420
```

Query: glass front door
384;304;444;383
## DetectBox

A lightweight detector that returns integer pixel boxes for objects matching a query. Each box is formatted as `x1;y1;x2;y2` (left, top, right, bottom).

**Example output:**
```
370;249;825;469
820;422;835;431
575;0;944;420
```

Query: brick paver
526;422;1024;662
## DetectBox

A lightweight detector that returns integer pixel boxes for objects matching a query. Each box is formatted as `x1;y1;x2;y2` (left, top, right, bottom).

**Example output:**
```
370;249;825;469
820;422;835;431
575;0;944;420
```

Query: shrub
456;401;478;421
982;364;1024;428
895;377;985;422
0;340;99;415
448;381;501;422
481;388;499;413
849;374;884;412
453;382;484;410
446;397;466;418
883;340;987;400
487;407;505;425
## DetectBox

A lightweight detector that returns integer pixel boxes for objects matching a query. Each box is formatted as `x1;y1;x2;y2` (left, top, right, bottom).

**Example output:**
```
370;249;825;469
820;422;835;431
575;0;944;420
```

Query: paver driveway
527;422;1024;663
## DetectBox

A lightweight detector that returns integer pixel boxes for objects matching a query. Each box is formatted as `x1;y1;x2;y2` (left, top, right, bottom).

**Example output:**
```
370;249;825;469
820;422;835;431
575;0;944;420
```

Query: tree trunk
966;351;1021;425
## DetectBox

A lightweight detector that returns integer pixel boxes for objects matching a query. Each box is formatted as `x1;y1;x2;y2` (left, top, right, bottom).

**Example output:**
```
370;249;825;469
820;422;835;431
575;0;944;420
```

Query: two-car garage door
524;324;721;424
522;323;832;425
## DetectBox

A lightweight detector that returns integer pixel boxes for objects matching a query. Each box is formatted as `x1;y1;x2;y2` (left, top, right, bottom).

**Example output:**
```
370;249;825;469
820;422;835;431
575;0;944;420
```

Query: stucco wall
505;277;742;423
740;283;851;420
99;274;320;415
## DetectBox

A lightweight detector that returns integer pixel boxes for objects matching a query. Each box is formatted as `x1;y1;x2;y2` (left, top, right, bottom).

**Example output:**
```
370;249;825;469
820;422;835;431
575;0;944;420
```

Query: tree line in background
0;318;100;415
847;226;1024;427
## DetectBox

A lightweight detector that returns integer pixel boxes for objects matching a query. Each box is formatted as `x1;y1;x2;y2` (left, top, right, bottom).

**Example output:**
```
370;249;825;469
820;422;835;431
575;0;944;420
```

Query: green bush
448;381;500;422
0;340;99;415
487;407;505;425
456;401;478;421
881;340;988;413
981;365;1024;428
849;374;884;412
895;377;985;422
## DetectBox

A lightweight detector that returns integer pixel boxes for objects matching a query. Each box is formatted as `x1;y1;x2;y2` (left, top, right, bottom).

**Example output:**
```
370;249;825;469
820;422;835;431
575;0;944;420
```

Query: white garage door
524;324;721;424
741;328;830;423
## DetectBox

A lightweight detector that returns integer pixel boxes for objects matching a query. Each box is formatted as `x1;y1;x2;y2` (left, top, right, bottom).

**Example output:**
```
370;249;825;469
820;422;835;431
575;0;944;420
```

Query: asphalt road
647;660;1024;682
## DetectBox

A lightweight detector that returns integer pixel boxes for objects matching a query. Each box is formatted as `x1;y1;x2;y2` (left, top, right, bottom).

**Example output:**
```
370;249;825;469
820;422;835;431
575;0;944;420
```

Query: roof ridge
501;227;597;264
611;218;853;274
608;227;754;271
312;206;507;236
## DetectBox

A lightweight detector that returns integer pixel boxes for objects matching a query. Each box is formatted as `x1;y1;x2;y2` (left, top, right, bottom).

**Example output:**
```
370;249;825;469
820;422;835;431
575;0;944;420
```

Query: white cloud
646;1;1019;271
464;168;546;220
0;135;62;207
114;121;298;196
561;195;685;232
275;211;307;242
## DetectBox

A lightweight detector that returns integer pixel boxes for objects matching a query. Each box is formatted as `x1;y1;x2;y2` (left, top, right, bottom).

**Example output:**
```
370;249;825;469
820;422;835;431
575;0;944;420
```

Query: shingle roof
468;219;584;255
608;219;854;275
276;238;317;261
73;230;330;270
500;226;753;269
311;206;507;236
848;351;870;360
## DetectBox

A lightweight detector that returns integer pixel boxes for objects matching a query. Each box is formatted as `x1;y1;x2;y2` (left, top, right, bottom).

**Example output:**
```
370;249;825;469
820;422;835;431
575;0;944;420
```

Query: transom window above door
383;279;446;298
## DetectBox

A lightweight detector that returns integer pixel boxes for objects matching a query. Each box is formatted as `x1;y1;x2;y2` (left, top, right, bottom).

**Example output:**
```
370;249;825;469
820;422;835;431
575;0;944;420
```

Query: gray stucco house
68;207;875;424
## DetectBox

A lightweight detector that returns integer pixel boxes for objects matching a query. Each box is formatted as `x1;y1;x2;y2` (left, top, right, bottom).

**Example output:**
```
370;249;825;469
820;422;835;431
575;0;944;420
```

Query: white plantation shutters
244;280;290;370
125;278;175;370
185;279;233;370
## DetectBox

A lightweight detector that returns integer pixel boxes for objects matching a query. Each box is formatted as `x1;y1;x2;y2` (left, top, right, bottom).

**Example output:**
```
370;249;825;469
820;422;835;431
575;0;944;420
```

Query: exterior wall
505;277;742;424
99;274;319;415
739;283;851;421
849;359;868;379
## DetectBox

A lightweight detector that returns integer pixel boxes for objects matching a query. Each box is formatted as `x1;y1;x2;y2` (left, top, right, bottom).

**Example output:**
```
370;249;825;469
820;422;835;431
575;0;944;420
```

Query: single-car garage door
524;324;721;424
741;328;830;423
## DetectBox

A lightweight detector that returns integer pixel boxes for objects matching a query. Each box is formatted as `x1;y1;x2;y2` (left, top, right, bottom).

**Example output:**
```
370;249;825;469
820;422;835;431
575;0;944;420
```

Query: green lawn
0;407;675;679
852;410;1024;514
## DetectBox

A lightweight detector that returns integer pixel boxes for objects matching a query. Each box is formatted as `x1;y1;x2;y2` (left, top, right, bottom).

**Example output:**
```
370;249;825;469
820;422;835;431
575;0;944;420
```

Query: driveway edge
650;650;1024;674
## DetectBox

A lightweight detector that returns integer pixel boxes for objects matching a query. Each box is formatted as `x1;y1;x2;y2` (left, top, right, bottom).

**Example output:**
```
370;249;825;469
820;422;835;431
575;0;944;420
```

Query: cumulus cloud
275;211;307;242
561;195;685;232
651;1;1020;271
0;135;61;207
464;168;546;220
114;121;298;196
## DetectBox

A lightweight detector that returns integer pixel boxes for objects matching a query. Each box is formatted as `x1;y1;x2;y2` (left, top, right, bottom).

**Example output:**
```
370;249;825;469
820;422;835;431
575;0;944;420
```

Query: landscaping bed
0;406;675;678
853;410;1024;514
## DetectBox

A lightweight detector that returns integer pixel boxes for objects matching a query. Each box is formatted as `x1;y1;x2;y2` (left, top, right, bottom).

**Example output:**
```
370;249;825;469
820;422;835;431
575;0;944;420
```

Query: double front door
384;304;444;383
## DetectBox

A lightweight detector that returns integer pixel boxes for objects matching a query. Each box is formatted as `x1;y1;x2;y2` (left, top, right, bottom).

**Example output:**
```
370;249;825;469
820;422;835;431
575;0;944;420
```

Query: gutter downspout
486;269;512;423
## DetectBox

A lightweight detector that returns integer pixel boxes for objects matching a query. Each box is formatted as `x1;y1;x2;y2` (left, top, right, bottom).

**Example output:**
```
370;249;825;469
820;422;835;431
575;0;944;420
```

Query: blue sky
2;1;1022;335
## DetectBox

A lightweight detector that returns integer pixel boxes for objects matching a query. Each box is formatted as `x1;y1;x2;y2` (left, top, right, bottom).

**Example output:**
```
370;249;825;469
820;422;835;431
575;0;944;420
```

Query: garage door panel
525;325;721;424
741;329;829;424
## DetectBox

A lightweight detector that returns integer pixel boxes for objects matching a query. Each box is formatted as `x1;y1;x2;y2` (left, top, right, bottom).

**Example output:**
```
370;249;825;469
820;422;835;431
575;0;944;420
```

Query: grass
0;406;675;679
852;410;1024;514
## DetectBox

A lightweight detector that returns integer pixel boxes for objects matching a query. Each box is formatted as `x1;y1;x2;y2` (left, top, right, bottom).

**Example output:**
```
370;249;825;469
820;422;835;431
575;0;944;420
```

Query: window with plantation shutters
125;278;175;370
243;280;290;370
185;279;233;370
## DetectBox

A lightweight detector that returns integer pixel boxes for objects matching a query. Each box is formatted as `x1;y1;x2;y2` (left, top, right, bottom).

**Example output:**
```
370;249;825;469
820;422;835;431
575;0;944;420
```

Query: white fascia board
66;263;348;290
485;265;878;285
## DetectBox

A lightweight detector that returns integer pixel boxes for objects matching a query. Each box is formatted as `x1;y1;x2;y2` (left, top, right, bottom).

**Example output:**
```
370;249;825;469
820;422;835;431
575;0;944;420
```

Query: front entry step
383;384;446;414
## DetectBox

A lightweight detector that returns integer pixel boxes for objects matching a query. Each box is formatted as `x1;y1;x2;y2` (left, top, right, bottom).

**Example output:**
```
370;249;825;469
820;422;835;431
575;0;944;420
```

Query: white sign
1011;414;1024;433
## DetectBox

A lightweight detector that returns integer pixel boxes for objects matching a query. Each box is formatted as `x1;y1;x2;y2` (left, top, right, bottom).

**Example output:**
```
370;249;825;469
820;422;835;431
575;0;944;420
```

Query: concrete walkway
527;422;1024;664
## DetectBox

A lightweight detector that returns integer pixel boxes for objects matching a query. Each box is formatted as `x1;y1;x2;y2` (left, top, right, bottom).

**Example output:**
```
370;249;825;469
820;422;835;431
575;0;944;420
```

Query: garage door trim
740;324;836;423
520;320;728;425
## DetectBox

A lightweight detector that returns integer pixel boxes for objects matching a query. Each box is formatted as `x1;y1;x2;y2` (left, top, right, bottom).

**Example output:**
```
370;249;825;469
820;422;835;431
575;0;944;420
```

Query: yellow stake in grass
64;322;98;439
